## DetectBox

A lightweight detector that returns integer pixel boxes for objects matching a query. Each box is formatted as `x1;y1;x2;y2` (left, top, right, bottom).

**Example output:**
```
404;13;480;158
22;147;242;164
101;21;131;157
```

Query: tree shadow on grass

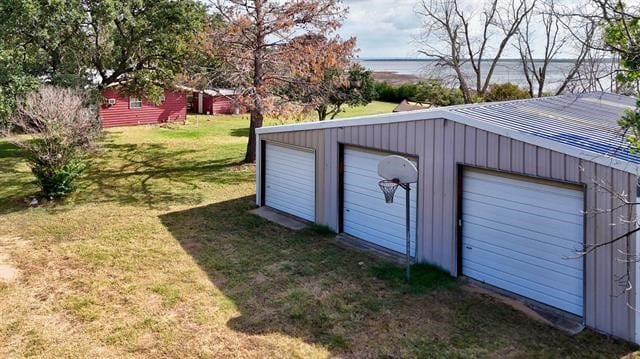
76;139;254;210
0;132;255;213
229;127;249;137
0;141;36;214
160;197;637;357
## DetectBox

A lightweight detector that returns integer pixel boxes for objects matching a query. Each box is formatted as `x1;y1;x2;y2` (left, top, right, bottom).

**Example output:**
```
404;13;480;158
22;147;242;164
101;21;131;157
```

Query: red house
99;86;189;128
192;89;241;115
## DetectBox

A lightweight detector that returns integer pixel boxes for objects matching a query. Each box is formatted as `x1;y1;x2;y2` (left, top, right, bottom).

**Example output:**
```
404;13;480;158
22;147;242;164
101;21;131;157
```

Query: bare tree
210;0;346;163
550;0;635;95
417;0;535;103
514;0;596;97
566;45;616;93
552;4;599;95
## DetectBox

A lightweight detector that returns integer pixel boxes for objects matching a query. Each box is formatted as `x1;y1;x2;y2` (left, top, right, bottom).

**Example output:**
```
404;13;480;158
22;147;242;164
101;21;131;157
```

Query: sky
338;0;587;60
339;0;422;59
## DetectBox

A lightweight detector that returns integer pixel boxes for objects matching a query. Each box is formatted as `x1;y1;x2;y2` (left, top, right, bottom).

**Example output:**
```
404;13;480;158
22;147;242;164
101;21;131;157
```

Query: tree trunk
317;105;327;121
244;109;262;163
244;0;264;164
453;65;472;103
537;78;545;98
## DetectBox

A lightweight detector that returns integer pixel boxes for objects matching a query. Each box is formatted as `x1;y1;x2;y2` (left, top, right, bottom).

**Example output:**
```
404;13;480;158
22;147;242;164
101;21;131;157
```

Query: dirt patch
0;236;24;283
0;264;18;282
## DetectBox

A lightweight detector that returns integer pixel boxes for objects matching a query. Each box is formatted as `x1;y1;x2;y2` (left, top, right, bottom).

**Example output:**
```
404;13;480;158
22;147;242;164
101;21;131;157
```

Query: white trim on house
256;132;262;207
255;95;640;176
129;96;142;109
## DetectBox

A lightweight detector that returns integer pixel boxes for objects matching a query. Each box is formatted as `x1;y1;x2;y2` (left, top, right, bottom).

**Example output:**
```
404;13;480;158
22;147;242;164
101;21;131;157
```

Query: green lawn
334;101;397;119
261;100;397;126
0;115;636;357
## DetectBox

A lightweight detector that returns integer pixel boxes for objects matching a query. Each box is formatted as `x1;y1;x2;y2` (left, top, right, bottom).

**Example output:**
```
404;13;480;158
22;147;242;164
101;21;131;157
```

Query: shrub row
374;80;531;105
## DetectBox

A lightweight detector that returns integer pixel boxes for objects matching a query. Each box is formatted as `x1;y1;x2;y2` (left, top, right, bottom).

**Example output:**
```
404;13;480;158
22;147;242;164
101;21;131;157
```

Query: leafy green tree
285;60;376;121
0;0;206;106
0;48;39;128
599;1;640;150
316;65;377;121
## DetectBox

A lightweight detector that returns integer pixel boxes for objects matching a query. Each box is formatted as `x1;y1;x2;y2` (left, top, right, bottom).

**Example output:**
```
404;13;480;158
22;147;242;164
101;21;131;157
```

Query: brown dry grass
0;116;637;358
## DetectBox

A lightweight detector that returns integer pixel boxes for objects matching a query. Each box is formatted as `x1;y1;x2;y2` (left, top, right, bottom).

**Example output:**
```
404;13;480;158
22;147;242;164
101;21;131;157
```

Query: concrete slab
464;281;584;335
249;207;309;230
335;233;414;265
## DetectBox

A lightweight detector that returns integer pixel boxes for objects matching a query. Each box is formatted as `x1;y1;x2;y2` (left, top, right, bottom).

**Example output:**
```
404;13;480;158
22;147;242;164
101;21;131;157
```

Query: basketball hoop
377;155;418;283
378;179;400;203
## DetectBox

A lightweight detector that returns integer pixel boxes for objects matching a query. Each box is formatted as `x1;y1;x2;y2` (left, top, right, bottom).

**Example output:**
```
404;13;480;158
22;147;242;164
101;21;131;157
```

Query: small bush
484;83;530;102
413;80;465;106
30;157;87;199
6;86;100;198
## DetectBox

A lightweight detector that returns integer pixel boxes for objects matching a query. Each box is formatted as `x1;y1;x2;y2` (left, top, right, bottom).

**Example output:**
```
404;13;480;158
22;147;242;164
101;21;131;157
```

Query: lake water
359;59;617;92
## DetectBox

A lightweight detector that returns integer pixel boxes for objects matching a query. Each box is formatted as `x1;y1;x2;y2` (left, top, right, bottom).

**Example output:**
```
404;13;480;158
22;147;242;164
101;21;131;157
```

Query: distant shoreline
372;71;421;85
361;58;616;63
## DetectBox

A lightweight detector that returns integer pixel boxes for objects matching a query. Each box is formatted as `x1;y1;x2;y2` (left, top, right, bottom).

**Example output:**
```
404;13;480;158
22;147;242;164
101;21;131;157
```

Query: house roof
393;100;432;112
104;82;194;93
256;92;640;175
203;88;239;97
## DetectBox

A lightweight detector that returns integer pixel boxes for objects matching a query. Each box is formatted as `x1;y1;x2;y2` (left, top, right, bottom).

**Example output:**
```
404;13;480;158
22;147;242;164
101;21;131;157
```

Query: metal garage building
255;92;640;343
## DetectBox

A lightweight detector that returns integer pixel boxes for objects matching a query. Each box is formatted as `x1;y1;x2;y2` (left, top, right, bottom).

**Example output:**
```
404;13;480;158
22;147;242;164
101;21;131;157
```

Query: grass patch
371;262;457;293
63;295;99;322
150;284;182;307
306;224;335;236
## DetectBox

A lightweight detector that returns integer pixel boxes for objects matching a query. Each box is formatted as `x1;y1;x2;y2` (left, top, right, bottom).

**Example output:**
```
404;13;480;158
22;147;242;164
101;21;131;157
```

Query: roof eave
256;108;640;176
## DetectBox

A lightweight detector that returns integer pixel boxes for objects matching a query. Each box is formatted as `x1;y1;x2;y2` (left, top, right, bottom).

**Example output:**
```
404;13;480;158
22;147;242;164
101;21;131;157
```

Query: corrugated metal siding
210;96;233;114
100;89;187;128
259;117;638;342
190;92;237;115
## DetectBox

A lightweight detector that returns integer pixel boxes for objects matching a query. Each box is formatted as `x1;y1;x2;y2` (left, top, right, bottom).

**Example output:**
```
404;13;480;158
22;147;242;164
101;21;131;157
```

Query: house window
129;97;142;109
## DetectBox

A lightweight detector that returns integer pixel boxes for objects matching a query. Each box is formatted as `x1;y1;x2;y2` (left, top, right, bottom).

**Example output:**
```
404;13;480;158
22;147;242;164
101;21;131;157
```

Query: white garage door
265;143;315;222
343;147;417;254
462;169;584;316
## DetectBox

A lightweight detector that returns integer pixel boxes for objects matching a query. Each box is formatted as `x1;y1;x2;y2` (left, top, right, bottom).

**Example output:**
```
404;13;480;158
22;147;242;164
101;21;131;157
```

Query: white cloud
338;0;588;59
339;0;422;59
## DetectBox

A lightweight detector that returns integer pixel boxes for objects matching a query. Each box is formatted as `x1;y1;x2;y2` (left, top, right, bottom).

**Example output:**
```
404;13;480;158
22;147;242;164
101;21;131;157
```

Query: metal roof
257;92;640;174
203;88;239;97
449;92;638;164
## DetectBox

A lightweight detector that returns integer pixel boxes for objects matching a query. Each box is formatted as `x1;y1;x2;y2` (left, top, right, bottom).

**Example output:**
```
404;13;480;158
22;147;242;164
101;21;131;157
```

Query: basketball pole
402;183;411;282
